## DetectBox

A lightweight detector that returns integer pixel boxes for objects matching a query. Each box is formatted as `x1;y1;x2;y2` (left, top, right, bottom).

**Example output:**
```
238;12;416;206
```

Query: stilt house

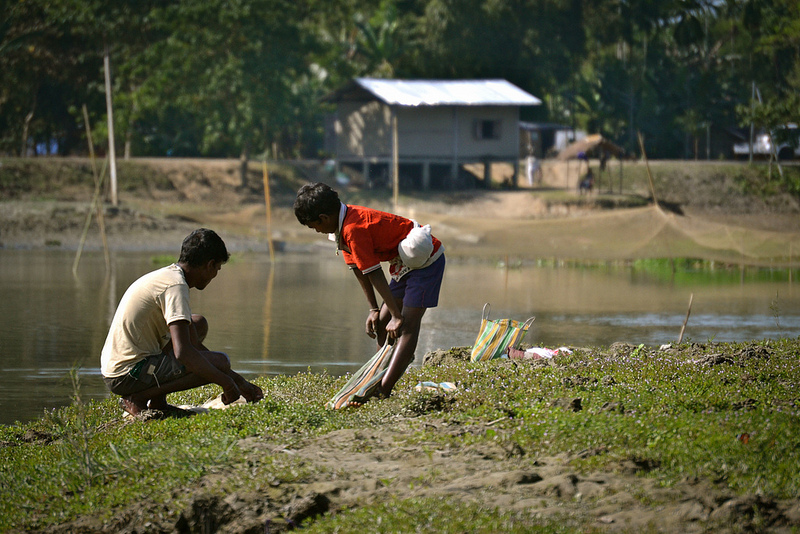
323;78;541;190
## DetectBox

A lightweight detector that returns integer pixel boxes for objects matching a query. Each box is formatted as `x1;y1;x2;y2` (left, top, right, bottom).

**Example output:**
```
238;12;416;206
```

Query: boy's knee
192;314;209;341
210;351;231;372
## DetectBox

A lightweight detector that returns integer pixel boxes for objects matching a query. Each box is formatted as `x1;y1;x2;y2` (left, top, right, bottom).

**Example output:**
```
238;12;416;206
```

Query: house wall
443;106;520;160
396;106;454;157
336;101;392;158
335;102;520;162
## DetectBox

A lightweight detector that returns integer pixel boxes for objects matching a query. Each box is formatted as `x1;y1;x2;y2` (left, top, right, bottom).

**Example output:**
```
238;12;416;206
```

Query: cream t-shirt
101;264;192;378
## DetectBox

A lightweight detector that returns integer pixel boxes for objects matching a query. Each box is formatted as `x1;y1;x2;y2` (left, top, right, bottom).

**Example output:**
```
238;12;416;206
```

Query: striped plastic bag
470;303;535;362
327;340;395;409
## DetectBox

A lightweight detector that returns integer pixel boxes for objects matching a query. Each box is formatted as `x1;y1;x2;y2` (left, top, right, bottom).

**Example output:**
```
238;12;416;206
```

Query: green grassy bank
1;339;798;532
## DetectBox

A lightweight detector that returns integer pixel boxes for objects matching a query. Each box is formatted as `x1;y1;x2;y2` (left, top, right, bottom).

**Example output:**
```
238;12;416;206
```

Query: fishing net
431;205;799;267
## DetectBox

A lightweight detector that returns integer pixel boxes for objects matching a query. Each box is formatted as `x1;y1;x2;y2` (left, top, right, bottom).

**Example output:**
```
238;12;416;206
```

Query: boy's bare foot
120;398;193;419
346;384;388;408
146;400;194;418
148;400;177;411
119;397;147;416
241;382;264;403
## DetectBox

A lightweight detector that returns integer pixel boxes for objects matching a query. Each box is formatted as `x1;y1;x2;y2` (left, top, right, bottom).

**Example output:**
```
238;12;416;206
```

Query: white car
734;124;800;160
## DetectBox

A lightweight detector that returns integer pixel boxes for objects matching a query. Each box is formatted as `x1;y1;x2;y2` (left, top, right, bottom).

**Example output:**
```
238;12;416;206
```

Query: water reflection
1;249;798;426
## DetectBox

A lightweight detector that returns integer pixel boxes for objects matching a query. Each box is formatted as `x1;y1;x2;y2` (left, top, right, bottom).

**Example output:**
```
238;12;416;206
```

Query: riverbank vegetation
2;339;799;532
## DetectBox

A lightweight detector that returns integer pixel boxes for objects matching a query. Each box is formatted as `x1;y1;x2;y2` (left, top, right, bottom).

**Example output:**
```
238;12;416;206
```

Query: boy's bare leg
160;314;209;356
381;306;426;395
190;314;209;346
123;373;210;414
347;304;425;407
122;350;231;415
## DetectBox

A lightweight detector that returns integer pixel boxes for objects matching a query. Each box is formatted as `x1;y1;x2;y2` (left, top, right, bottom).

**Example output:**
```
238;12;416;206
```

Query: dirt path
264;424;743;533
58;409;798;534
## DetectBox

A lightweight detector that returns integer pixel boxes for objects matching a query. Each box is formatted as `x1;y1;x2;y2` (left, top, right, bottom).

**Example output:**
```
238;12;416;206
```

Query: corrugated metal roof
354;78;541;107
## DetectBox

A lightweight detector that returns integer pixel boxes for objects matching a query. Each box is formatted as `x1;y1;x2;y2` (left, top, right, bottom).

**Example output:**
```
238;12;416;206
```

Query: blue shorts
103;350;187;396
389;254;445;308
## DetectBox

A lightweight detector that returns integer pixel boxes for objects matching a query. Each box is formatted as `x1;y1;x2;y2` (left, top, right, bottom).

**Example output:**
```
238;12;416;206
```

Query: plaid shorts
103;351;187;396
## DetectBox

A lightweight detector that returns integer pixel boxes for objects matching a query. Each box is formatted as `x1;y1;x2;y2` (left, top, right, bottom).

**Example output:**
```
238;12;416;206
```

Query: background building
324;78;541;190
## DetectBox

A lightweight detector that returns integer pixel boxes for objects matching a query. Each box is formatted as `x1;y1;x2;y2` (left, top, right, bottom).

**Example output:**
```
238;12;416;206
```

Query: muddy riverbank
1;158;798;266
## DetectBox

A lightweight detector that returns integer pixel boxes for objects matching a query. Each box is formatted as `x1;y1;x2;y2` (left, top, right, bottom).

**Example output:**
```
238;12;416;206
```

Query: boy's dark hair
179;228;230;267
294;182;341;225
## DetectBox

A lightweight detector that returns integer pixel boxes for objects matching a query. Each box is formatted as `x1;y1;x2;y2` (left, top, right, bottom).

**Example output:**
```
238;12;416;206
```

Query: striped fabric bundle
327;340;395;409
470;303;535;362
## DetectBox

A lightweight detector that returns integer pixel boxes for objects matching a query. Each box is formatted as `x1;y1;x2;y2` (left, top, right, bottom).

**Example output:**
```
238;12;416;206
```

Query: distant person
579;168;594;194
101;228;263;416
294;182;446;406
526;154;542;186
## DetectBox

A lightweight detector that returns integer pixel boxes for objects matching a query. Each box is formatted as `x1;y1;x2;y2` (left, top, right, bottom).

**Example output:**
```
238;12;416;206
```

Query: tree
2;0;797;161
735;0;800;122
351;0;411;77
0;0;94;155
408;0;585;120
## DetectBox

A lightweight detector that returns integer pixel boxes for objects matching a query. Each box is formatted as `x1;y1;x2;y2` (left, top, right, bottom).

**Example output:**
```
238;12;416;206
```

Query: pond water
1;249;798;426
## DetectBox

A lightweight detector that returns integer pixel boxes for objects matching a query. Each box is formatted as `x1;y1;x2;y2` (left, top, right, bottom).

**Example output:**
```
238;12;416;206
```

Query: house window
474;119;502;140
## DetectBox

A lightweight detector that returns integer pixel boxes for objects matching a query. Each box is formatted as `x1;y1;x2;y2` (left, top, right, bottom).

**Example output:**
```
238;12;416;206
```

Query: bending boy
294;182;446;404
101;228;263;416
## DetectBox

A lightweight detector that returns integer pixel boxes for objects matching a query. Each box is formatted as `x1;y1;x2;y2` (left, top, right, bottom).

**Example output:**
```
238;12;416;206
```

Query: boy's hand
221;382;242;405
366;309;380;338
240;382;264;403
386;315;404;339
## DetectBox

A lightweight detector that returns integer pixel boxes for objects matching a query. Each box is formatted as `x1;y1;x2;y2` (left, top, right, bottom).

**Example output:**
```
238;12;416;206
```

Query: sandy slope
2;158;798;267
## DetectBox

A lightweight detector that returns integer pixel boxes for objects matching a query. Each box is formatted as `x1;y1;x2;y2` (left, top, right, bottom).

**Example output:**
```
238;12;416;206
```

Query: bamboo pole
262;159;275;263
392;108;399;212
103;45;118;206
678;293;694;344
637;131;659;208
82;104;110;271
72;158;109;276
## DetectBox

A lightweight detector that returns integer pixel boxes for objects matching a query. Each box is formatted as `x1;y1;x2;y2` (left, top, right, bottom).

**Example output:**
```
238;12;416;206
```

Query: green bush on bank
1;339;799;531
644;160;800;205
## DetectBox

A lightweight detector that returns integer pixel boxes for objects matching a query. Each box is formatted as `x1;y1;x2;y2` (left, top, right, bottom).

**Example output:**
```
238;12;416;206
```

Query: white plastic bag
398;223;434;269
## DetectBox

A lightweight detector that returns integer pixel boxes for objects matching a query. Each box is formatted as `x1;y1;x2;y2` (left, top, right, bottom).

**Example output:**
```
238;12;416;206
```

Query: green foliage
624;258;800;286
351;0;411;77
150;254;176;267
733;160;800;199
2;0;797;159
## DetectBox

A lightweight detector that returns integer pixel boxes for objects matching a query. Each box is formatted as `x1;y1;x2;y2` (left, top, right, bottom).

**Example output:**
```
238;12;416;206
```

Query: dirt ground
4;159;800;532
1;158;799;266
